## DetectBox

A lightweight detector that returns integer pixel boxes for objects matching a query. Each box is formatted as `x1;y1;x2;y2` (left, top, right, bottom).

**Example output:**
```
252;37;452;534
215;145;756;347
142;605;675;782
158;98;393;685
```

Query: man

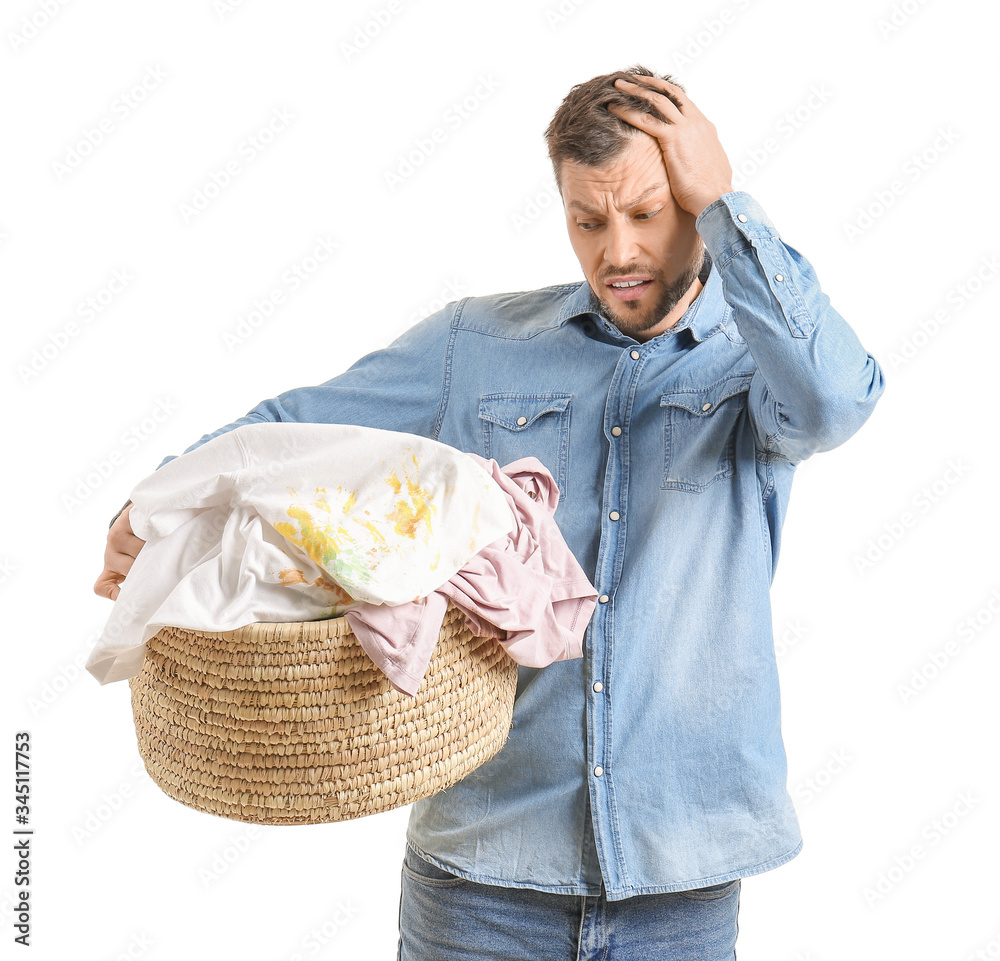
96;66;885;959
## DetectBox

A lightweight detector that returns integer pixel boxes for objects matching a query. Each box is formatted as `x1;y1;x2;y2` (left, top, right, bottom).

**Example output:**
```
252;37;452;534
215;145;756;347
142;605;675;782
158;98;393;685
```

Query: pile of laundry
85;422;598;696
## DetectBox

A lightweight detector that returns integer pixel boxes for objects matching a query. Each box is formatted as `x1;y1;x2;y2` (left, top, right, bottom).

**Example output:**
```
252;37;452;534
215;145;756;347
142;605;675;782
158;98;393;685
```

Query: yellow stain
276;505;345;567
276;458;443;578
278;568;352;606
382;467;436;540
361;519;387;543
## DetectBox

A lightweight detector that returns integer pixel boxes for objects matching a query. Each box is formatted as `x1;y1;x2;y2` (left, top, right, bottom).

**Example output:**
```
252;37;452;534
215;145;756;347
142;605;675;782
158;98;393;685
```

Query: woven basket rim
170;613;357;641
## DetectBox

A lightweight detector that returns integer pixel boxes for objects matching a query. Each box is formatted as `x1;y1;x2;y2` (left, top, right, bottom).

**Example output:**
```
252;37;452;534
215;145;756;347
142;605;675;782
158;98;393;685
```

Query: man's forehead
560;138;670;212
564;181;668;215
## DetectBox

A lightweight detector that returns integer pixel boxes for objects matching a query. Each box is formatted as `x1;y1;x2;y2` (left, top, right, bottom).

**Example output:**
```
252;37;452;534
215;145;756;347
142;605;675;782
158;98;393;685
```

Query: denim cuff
696;191;781;265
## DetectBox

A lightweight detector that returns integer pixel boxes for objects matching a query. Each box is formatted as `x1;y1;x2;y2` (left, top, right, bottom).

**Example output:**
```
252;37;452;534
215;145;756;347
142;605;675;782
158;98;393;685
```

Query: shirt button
598;594;610;604
701;403;712;411
594;766;604;777
609;511;620;521
611;426;622;437
593;681;604;693
516;416;527;426
630;350;639;360
774;273;784;282
737;213;748;223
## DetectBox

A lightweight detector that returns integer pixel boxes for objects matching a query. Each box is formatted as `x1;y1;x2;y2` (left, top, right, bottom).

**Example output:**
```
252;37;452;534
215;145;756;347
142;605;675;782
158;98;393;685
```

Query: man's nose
602;221;642;270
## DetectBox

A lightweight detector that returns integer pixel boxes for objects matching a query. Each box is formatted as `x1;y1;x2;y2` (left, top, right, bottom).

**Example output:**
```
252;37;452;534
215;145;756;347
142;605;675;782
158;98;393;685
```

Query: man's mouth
606;276;653;301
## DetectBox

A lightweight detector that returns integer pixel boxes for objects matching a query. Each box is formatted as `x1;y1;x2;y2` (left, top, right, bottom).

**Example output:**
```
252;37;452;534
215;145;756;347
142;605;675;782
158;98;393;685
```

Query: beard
589;250;705;338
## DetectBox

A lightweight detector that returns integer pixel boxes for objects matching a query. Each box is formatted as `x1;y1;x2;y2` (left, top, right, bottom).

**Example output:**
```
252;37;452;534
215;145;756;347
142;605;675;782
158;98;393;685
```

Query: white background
2;0;998;958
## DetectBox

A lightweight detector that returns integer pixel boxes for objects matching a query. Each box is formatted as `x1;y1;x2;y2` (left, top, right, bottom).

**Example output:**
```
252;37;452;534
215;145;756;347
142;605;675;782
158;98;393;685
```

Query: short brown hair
544;65;685;190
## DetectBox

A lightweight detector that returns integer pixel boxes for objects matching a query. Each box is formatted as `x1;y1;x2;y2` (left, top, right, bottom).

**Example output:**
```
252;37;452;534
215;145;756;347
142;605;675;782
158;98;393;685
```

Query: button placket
590;341;636;836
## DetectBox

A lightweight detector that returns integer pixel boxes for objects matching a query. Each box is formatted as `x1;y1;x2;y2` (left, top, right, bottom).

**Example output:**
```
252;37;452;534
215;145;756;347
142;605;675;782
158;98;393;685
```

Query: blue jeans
397;844;741;960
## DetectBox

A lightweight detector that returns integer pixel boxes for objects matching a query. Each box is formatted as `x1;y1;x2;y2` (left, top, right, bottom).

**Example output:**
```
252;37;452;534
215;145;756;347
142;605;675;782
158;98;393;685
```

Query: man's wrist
690;186;733;219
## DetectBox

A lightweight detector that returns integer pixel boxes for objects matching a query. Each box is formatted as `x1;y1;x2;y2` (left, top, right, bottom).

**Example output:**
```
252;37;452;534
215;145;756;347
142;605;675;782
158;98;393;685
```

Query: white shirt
86;422;514;684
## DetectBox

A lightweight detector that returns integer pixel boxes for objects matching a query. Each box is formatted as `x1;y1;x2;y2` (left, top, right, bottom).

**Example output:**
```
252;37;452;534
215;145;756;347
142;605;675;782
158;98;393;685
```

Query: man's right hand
94;503;146;601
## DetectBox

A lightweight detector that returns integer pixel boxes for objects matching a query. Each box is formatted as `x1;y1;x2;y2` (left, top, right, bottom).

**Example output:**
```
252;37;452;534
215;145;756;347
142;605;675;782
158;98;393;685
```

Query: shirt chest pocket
660;375;752;492
478;392;572;499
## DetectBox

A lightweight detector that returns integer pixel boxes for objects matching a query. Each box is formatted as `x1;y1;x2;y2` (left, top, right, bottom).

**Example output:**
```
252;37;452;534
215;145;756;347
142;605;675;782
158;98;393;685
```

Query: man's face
559;132;704;342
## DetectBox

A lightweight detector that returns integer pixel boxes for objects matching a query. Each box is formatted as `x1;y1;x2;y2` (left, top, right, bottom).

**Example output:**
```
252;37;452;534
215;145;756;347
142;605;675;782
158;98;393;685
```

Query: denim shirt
171;191;885;899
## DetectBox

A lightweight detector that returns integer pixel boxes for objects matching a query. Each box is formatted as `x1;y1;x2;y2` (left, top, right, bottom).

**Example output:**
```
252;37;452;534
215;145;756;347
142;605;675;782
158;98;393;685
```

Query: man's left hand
608;74;733;218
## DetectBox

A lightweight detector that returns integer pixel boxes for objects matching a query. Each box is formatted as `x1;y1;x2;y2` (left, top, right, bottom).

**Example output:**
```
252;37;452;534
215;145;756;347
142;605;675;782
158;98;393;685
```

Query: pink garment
344;454;597;696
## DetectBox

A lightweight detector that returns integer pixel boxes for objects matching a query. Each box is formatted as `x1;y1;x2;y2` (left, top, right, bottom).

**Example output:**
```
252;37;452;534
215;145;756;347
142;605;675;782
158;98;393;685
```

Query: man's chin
593;292;661;335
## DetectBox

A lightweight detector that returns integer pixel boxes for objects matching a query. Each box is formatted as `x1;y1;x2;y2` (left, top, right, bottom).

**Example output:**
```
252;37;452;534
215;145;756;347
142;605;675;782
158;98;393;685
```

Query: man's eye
635;210;659;221
578;221;602;231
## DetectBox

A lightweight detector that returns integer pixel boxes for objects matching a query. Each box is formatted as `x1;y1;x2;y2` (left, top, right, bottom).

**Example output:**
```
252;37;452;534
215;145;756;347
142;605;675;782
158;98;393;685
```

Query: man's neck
664;275;704;328
633;274;704;342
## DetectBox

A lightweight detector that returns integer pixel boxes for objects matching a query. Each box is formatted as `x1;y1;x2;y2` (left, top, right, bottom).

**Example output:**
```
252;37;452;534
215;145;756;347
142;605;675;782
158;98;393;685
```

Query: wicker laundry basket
128;604;517;825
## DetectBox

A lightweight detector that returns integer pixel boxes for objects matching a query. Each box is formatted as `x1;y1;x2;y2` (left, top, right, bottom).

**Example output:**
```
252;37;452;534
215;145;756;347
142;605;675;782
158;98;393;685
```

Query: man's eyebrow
566;183;667;216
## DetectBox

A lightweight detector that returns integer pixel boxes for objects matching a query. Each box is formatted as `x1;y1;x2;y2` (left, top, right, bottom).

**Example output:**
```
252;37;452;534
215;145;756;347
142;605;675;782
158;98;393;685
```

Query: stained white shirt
86;422;515;684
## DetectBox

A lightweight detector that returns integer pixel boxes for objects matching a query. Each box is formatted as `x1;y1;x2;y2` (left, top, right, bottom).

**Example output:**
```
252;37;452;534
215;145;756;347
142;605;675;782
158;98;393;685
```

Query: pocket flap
659;374;752;416
478;393;572;431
